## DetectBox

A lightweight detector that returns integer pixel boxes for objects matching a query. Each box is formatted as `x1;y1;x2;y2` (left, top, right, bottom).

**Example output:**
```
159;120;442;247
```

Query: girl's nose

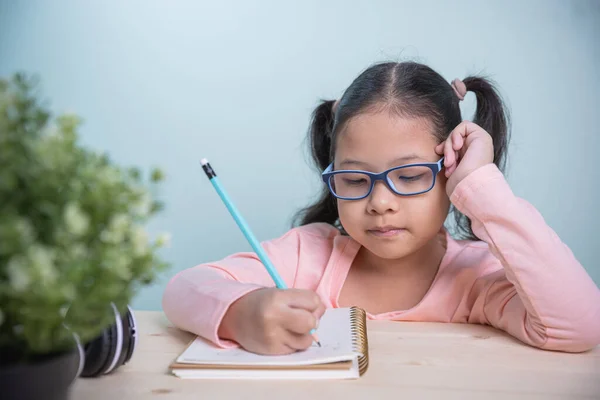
366;181;400;215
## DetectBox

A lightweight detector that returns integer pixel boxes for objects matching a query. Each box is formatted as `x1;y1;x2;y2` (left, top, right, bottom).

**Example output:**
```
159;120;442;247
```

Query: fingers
278;289;325;334
262;289;325;353
435;121;475;177
276;305;319;352
284;289;323;312
452;127;465;150
444;134;456;174
435;134;456;174
282;307;317;335
267;339;299;355
313;301;326;321
284;330;315;351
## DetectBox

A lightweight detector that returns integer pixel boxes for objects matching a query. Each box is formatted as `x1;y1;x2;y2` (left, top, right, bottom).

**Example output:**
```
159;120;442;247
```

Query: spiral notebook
169;307;369;379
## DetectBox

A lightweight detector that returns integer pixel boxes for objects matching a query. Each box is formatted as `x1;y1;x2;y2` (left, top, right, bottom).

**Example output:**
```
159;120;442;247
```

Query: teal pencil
200;158;321;347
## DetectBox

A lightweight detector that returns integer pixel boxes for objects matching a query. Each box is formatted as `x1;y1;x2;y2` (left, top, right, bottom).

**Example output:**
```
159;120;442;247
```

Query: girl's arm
161;228;304;347
451;163;600;352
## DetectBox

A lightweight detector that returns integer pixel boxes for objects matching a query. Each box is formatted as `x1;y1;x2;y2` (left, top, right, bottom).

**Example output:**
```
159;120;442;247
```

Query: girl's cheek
337;202;363;228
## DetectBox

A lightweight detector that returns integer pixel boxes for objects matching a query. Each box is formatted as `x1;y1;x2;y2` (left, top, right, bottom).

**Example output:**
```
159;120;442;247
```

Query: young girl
163;61;600;355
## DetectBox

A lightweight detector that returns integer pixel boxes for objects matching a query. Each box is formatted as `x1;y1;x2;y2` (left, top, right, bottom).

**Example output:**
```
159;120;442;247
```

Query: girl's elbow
570;319;600;352
542;338;599;353
538;320;600;353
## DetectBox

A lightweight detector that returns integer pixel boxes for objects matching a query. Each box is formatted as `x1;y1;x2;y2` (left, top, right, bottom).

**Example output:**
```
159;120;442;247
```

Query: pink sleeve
161;228;303;348
451;164;600;352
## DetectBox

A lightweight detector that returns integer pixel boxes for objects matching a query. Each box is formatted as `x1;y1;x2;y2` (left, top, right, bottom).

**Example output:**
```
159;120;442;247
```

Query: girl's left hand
435;121;494;197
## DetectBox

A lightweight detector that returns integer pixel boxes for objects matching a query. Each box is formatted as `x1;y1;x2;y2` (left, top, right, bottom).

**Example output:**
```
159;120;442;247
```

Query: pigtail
452;76;511;240
292;100;339;228
309;100;336;171
463;76;511;171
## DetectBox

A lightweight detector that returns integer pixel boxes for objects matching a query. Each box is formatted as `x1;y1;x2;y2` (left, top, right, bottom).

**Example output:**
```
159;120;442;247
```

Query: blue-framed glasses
321;158;445;200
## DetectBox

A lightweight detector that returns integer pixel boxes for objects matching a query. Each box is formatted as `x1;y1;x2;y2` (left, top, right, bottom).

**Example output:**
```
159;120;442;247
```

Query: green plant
0;73;170;363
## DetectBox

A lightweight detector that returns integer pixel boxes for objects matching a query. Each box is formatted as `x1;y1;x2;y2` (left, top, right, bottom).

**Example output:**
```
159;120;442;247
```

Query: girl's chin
360;238;417;260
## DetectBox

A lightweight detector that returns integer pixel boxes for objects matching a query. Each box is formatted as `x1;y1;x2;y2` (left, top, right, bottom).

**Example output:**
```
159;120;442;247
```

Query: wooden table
71;311;600;399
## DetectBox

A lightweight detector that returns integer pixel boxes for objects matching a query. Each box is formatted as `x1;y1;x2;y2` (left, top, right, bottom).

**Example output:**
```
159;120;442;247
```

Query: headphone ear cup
112;307;132;372
78;304;133;377
123;306;137;364
81;304;121;377
100;303;124;375
124;306;138;364
80;328;112;378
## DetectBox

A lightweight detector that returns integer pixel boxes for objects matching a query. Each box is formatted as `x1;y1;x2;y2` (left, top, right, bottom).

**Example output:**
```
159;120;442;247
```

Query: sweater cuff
450;163;513;222
204;281;265;348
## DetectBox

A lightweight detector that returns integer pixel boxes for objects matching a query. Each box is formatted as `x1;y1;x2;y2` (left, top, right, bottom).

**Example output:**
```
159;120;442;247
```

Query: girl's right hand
218;288;326;355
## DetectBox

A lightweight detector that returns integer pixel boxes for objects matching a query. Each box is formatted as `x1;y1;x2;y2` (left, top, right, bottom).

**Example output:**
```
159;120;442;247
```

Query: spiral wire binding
349;306;369;375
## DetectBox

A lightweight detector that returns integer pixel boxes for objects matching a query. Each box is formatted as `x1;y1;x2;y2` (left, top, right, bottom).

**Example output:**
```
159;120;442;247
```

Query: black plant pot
0;348;80;400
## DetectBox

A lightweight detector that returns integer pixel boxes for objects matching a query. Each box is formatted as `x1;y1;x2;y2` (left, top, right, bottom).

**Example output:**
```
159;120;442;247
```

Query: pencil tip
317;341;321;347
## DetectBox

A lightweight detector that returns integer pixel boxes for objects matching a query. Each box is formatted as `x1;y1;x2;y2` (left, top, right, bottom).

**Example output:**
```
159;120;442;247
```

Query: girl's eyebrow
339;154;422;169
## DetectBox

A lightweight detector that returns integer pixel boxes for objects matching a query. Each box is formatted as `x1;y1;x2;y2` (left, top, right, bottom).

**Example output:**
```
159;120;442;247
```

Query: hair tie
451;78;467;101
332;99;340;113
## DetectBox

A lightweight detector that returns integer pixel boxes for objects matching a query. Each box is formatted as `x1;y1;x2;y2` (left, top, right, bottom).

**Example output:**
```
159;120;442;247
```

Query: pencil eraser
200;158;209;166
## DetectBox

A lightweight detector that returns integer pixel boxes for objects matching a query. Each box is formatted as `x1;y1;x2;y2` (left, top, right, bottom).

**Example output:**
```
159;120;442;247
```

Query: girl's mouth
367;226;405;237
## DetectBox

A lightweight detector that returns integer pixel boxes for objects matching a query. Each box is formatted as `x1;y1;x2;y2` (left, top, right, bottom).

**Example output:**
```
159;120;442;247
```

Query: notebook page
172;359;359;380
176;307;358;366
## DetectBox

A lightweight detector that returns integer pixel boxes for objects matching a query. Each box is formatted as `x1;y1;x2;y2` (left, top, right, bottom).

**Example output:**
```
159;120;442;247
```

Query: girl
162;61;600;355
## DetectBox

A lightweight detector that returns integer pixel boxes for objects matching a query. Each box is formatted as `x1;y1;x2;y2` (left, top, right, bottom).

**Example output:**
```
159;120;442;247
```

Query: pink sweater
162;164;600;352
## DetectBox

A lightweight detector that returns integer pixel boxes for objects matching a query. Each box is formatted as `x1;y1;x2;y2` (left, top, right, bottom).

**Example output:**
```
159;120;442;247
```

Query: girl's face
333;110;450;260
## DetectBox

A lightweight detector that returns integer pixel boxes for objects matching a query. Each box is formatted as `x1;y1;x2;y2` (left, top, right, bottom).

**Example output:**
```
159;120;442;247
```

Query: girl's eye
342;178;368;186
398;174;424;182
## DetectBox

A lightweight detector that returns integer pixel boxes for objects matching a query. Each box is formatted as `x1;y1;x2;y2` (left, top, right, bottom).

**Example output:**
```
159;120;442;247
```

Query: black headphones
73;303;138;378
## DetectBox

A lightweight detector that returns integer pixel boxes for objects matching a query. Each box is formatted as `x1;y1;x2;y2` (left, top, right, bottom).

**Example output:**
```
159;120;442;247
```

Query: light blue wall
1;0;598;310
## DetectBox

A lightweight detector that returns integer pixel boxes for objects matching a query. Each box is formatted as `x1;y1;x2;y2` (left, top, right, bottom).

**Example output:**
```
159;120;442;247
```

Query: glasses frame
321;157;445;200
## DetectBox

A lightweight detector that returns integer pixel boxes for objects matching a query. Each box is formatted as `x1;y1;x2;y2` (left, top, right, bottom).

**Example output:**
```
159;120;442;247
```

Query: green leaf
0;72;171;362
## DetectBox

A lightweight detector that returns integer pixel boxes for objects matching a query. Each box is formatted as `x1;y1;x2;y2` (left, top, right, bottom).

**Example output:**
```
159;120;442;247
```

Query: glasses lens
387;166;434;194
329;172;372;199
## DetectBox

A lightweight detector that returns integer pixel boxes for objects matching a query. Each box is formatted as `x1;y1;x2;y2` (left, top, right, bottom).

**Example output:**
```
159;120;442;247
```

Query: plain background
1;0;598;311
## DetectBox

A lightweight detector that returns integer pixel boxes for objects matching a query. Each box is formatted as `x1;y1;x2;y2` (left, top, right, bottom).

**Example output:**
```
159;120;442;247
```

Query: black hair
292;61;510;241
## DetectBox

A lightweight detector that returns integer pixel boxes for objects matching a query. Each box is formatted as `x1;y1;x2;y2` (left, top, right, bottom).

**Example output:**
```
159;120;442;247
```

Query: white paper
172;358;360;380
176;307;359;366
